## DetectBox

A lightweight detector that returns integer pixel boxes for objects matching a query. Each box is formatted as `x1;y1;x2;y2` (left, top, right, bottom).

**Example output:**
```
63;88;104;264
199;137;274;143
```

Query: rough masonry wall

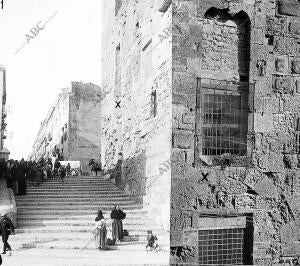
68;82;102;173
101;0;172;230
171;0;300;265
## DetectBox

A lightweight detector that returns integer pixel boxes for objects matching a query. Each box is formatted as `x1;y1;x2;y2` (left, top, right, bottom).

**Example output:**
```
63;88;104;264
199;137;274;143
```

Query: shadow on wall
106;151;147;205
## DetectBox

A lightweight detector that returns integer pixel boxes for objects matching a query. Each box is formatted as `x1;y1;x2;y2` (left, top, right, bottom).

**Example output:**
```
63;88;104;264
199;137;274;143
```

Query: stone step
15;226;167;234
16;200;135;206
33;179;113;183
2;247;170;266
16;203;141;210
11;239;170;251
42;179;112;183
39;181;114;185
16;195;130;200
39;182;113;186
28;186;118;190
16;212;148;220
16;200;134;205
17;208;145;215
24;191;128;195
16;197;131;202
26;187;123;192
12;232;169;242
17;219;163;228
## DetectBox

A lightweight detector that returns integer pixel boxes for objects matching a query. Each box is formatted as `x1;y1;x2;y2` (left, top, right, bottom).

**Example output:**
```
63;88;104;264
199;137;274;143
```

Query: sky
0;0;102;159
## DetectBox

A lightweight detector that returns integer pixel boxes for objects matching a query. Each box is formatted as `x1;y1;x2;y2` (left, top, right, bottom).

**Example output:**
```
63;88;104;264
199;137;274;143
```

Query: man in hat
0;214;15;254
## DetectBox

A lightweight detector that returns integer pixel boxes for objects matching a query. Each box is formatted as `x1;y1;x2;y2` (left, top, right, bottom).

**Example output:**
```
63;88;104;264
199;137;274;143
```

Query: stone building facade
171;0;300;265
0;66;7;152
102;0;300;264
30;82;102;173
101;0;172;231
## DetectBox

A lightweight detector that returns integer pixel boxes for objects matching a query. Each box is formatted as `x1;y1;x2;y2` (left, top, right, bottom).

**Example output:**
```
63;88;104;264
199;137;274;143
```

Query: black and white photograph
0;0;300;265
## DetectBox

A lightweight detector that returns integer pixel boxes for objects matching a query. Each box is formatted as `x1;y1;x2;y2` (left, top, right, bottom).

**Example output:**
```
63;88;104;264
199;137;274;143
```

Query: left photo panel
0;0;171;265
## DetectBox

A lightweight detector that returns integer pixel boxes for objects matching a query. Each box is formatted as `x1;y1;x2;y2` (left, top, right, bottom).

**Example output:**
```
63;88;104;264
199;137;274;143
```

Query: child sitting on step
146;230;158;252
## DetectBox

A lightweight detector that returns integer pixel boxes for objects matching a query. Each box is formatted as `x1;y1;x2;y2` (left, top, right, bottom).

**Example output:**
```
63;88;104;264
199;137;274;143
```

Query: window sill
195;154;253;168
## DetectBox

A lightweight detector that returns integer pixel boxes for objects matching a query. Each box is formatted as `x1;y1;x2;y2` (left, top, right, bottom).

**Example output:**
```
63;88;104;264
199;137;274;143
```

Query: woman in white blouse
94;209;107;249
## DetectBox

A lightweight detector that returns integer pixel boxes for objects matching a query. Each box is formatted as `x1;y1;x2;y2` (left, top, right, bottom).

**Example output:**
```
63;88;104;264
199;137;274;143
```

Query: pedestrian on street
54;159;61;180
110;204;126;243
66;163;71;177
59;165;66;184
18;159;27;195
0;214;15;254
94;210;107;250
47;158;53;179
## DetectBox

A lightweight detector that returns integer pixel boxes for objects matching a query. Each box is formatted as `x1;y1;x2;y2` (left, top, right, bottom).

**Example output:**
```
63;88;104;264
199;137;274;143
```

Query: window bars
195;79;249;157
198;228;244;265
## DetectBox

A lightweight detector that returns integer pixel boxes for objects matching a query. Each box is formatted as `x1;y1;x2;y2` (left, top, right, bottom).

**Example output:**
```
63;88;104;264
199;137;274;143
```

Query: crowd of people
0;157;71;196
0;157;160;257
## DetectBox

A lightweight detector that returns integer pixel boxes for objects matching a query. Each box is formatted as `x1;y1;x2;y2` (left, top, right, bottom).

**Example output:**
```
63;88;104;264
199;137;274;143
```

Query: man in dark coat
59;165;65;184
110;204;126;243
18;159;27;195
54;159;61;179
0;215;15;254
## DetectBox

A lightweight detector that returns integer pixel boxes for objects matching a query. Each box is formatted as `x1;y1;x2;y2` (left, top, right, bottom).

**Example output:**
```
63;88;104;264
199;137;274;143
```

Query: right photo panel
171;0;300;265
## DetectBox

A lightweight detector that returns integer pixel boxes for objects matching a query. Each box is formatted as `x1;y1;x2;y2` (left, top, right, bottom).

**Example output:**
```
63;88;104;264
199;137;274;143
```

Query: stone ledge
278;0;300;17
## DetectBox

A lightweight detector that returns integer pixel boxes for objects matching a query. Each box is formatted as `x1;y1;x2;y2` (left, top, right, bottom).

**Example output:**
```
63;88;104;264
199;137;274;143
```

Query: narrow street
3;175;169;265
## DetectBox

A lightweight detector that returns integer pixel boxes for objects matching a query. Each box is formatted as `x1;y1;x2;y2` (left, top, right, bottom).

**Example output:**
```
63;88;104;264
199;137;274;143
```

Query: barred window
195;79;249;157
198;228;244;265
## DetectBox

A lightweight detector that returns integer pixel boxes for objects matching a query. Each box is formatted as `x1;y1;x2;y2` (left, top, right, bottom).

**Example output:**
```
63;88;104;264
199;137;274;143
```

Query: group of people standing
94;205;126;250
0;157;72;196
0;158;33;196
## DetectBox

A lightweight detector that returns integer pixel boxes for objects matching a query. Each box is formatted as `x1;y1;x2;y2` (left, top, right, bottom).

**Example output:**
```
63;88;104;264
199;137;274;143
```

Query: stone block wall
101;0;172;230
171;0;300;265
68;82;102;173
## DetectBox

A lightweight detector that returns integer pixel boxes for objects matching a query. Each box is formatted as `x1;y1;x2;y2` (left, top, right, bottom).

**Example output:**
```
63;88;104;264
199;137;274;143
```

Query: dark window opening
150;90;157;117
115;0;122;16
115;44;121;98
265;34;274;46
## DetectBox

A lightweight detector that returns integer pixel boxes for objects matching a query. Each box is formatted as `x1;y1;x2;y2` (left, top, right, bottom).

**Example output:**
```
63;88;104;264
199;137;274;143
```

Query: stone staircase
3;176;169;266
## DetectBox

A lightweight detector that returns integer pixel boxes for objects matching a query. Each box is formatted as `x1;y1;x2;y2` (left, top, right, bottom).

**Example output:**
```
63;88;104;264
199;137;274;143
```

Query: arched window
195;9;251;158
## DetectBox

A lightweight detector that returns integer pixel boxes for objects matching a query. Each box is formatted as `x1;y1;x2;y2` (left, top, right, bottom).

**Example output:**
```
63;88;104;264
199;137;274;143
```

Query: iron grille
196;79;249;157
198;228;244;265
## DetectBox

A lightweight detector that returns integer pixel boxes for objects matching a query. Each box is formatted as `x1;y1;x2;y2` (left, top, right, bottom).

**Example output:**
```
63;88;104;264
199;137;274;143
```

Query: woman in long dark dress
94;210;107;249
110;205;126;243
